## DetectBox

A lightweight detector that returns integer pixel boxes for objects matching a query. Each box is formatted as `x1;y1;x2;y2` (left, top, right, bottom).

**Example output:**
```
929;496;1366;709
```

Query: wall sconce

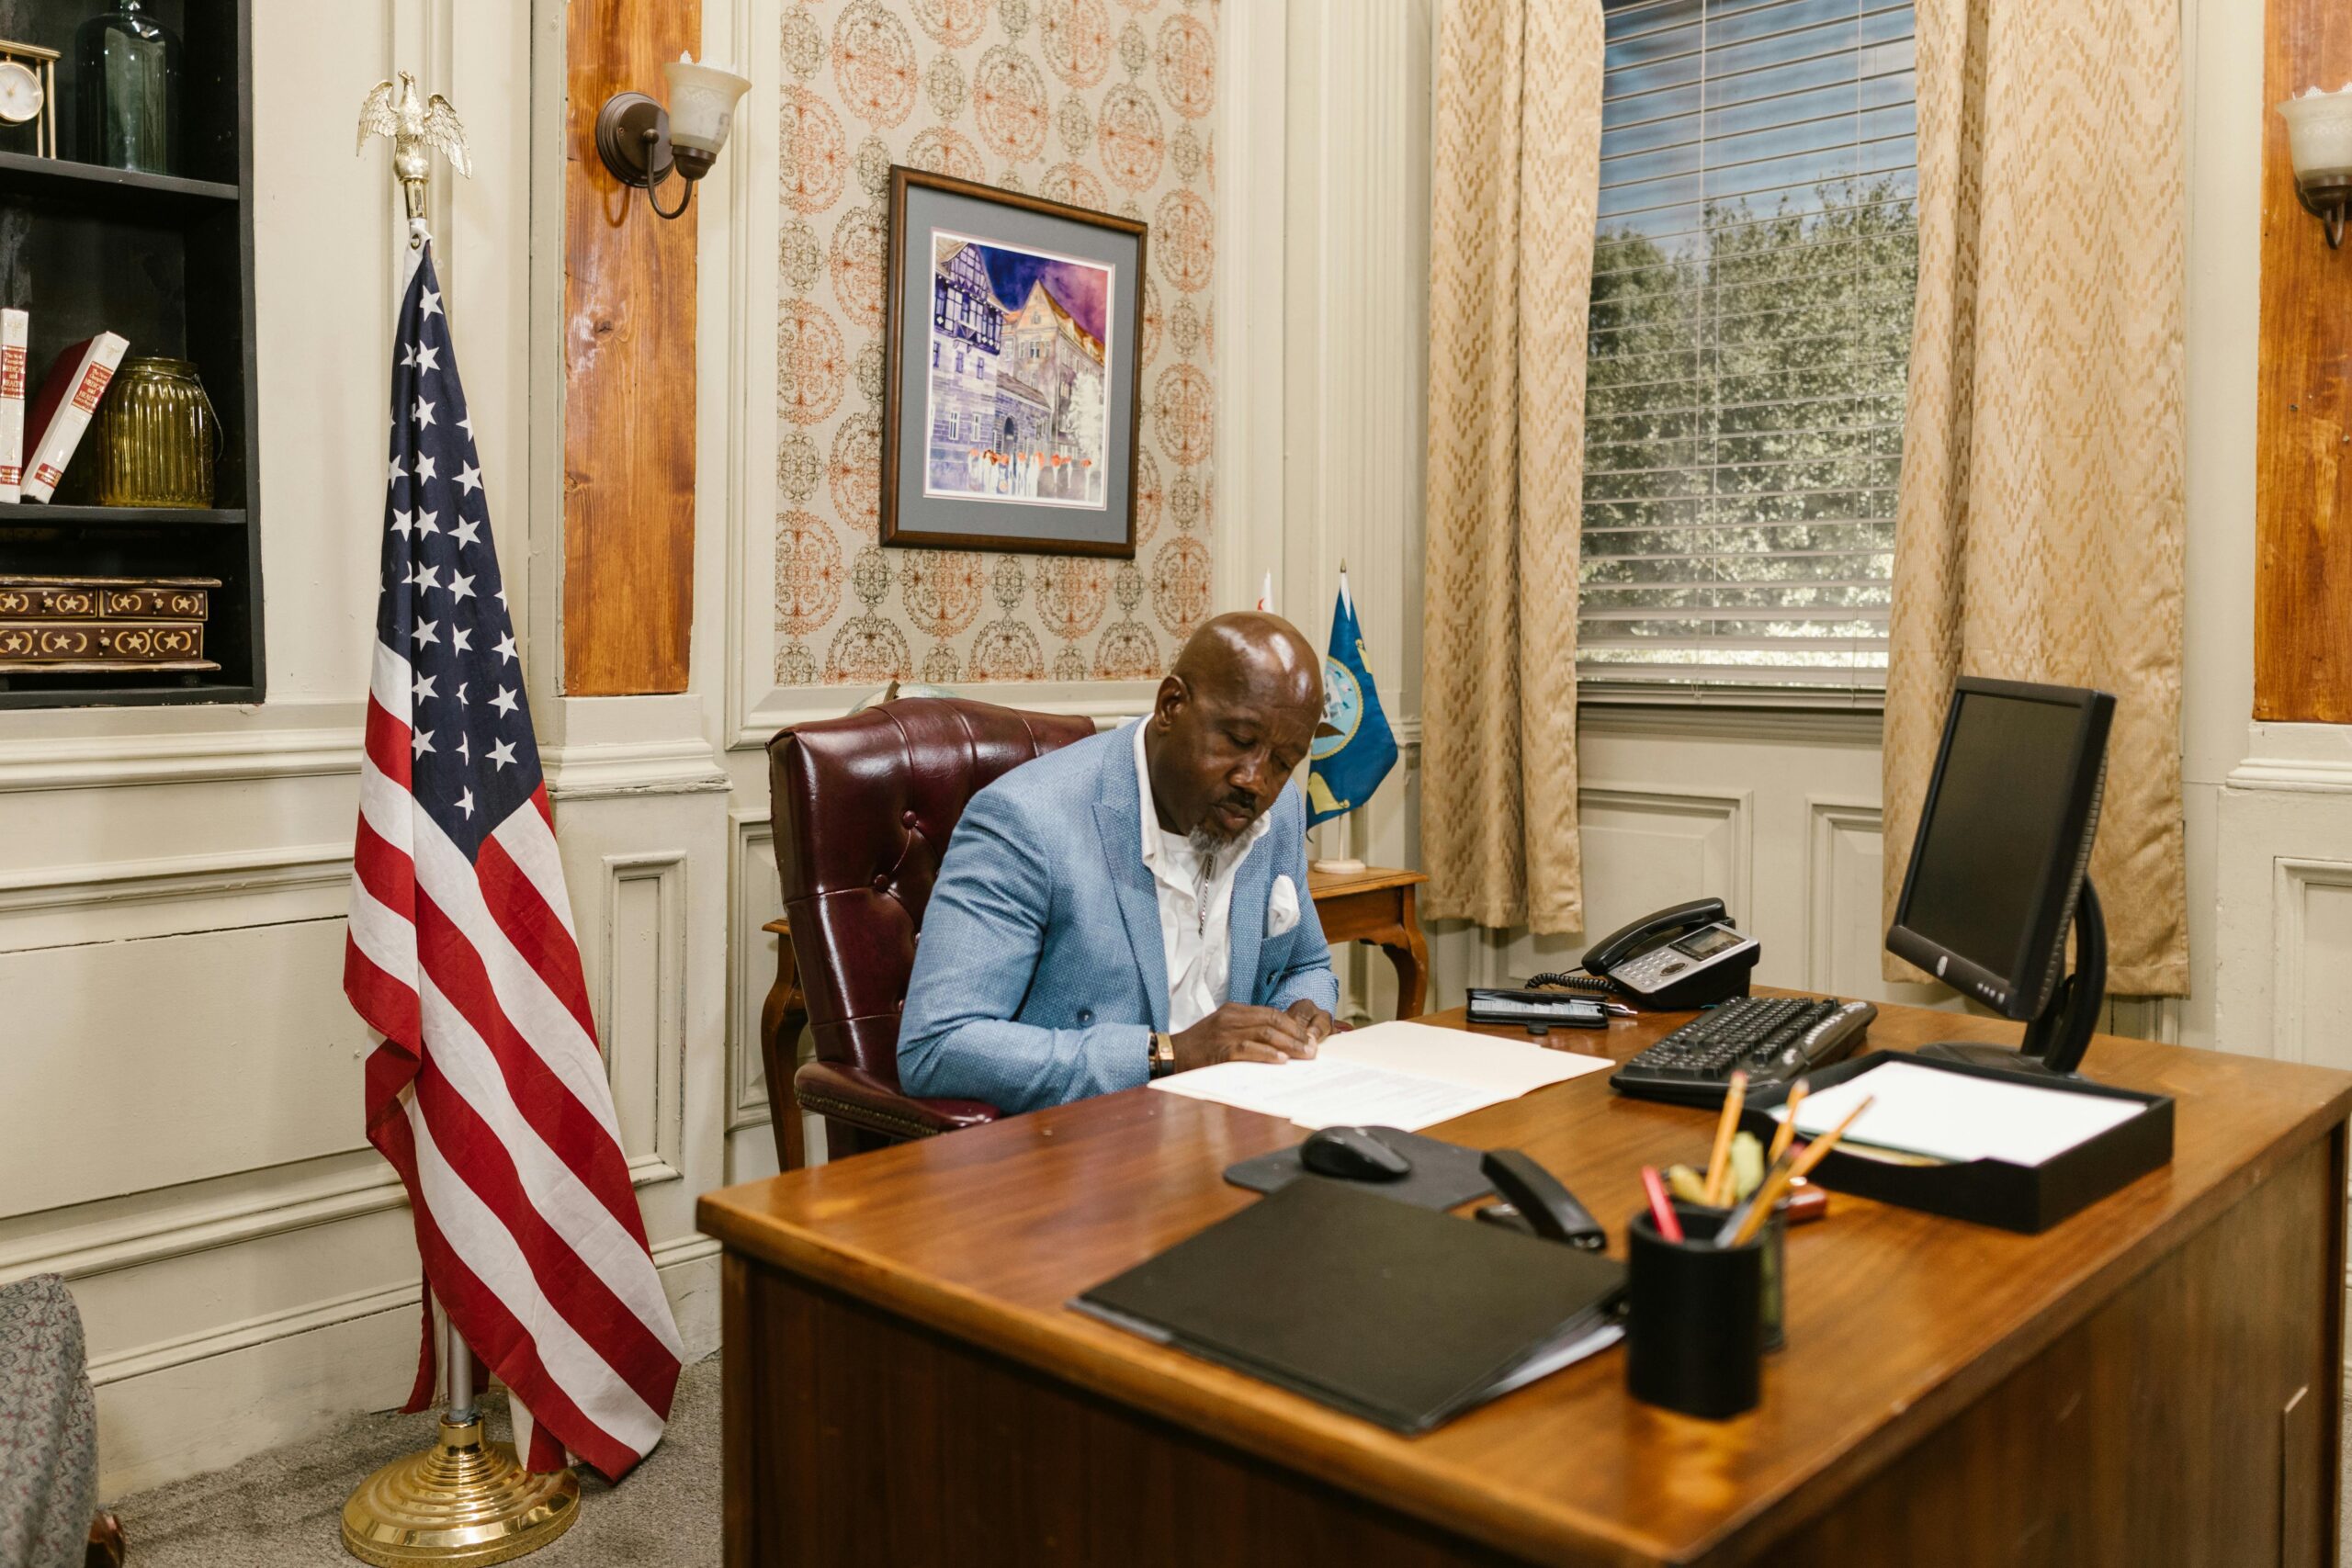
2278;85;2352;250
593;53;751;220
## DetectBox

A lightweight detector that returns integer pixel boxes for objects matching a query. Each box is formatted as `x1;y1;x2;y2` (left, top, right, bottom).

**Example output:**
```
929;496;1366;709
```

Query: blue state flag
1306;571;1398;826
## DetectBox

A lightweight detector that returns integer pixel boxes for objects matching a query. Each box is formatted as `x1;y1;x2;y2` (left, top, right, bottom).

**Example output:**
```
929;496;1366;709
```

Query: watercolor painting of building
926;232;1112;509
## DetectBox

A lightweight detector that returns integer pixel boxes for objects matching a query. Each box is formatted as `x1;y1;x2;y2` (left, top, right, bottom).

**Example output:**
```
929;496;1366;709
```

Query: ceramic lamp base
340;1416;579;1566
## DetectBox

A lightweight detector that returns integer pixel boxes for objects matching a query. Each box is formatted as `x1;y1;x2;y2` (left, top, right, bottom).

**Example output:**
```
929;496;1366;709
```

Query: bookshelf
0;0;261;708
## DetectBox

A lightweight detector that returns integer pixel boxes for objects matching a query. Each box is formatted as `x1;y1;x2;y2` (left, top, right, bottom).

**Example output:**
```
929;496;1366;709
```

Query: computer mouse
1298;1125;1412;1182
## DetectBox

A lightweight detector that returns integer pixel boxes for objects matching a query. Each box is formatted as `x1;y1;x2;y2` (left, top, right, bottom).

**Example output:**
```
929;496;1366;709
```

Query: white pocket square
1267;874;1301;937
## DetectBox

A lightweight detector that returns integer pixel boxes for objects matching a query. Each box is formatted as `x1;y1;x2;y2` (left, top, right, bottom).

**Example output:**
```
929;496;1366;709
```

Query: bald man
898;613;1341;1114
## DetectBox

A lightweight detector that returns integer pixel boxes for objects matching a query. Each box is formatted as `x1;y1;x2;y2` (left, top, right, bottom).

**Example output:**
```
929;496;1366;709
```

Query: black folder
1072;1179;1626;1434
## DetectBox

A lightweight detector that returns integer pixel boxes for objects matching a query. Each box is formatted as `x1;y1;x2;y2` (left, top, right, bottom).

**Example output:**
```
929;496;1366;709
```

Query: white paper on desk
1147;1020;1611;1131
1771;1060;2145;1167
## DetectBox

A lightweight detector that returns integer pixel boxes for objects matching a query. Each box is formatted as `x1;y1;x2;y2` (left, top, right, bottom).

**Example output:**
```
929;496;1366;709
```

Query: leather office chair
767;696;1096;1161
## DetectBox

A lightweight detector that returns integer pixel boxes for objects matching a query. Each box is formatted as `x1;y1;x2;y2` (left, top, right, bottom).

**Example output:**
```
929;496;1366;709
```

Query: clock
0;62;42;127
0;39;57;156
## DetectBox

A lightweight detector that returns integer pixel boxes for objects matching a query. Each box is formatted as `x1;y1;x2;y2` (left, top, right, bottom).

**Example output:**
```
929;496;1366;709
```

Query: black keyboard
1609;995;1877;1107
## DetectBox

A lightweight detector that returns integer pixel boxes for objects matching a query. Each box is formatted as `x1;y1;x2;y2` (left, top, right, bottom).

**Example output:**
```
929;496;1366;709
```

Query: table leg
759;937;808;1172
1379;885;1430;1019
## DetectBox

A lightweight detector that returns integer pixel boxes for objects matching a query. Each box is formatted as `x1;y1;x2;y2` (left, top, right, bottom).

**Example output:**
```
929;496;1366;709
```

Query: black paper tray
1737;1050;2175;1234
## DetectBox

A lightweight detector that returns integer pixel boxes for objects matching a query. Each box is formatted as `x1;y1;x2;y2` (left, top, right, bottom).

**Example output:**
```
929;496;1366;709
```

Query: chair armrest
793;1059;1000;1142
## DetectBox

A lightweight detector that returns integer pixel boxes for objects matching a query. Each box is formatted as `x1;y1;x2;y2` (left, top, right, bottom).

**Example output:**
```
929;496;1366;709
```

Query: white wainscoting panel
601;852;688;1189
2273;858;2352;1071
1804;798;1884;995
1499;784;1753;978
0;920;370;1219
729;812;779;1133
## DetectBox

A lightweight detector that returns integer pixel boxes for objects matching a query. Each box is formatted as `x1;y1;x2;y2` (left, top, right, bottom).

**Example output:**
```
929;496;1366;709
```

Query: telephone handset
1531;897;1761;1012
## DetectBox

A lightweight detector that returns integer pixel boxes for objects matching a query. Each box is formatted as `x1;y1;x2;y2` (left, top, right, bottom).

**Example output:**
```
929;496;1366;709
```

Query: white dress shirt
1132;719;1272;1032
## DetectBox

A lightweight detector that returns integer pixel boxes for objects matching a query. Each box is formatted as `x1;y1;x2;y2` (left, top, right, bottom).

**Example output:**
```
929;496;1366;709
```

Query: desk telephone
1468;899;1763;1030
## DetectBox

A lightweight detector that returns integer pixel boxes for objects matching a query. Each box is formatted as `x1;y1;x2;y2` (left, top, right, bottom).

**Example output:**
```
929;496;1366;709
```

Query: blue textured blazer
898;723;1340;1114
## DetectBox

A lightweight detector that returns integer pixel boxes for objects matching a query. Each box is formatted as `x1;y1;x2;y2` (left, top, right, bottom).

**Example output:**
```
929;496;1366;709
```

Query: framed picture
882;165;1148;558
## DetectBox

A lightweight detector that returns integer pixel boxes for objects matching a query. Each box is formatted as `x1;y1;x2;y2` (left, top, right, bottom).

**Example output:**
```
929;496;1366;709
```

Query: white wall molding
88;1279;418;1389
1804;798;1883;993
1578;706;1883;748
1;1132;686;1292
2226;761;2352;795
0;844;352;951
733;680;1161;751
542;739;731;801
0;723;363;795
0;1158;404;1287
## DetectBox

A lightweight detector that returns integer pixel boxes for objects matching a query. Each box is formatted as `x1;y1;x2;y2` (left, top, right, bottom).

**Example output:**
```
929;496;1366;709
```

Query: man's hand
1285;998;1337;1044
1170;1003;1318;1071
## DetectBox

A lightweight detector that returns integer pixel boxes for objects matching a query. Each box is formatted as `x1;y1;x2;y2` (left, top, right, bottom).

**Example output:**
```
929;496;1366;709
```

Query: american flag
343;240;682;1478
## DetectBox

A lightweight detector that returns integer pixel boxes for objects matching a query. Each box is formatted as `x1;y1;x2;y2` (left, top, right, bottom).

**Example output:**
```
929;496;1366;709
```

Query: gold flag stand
344;74;576;1568
339;1315;580;1566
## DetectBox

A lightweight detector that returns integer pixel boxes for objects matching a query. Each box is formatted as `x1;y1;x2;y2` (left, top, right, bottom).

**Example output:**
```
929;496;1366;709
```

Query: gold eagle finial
357;72;472;220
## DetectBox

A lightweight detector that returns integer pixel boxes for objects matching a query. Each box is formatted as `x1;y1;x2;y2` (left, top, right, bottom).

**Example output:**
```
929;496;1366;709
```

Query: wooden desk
758;865;1433;1169
704;1003;2352;1563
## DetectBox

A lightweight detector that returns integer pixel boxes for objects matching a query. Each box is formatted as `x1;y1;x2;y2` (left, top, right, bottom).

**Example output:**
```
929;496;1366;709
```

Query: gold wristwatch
1148;1031;1178;1078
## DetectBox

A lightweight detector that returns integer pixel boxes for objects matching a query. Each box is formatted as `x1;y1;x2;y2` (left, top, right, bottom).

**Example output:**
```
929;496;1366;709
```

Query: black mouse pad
1224;1128;1495;1212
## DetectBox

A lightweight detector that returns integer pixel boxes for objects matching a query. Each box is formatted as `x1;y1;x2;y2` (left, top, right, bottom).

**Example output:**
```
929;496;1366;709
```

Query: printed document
1773;1059;2146;1167
1148;1020;1611;1131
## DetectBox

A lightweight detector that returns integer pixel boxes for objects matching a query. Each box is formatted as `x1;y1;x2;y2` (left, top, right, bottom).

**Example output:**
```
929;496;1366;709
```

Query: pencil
1766;1080;1807;1167
1718;1150;1797;1247
1641;1165;1684;1243
1702;1070;1747;1208
1723;1094;1877;1247
1788;1093;1876;1184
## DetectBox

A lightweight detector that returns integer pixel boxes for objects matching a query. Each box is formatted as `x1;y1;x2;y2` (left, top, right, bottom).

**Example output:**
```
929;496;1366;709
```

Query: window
1578;0;1918;703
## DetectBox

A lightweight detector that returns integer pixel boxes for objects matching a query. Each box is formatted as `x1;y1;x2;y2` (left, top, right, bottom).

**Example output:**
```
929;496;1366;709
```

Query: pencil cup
1624;1210;1764;1420
1668;1200;1786;1352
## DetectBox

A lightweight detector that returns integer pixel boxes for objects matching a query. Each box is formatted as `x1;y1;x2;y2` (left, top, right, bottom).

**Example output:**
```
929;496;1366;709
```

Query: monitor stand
1917;881;2107;1080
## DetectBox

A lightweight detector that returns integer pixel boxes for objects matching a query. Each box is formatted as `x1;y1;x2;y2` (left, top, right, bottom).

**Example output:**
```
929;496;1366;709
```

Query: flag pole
339;73;581;1568
1310;558;1370;876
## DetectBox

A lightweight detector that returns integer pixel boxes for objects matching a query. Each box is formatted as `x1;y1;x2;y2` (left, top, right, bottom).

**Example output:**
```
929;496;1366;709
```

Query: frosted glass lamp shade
662;57;749;157
2279;85;2352;249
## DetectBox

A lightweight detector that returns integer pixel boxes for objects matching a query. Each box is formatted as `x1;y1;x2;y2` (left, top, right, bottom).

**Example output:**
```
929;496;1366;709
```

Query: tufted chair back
768;697;1095;1156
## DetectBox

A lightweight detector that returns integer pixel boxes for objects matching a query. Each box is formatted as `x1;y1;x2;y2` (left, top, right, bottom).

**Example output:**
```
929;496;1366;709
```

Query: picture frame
881;165;1148;558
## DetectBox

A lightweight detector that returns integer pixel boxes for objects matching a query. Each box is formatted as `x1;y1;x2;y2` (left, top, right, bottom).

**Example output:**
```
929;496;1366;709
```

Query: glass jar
74;0;181;175
86;357;214;508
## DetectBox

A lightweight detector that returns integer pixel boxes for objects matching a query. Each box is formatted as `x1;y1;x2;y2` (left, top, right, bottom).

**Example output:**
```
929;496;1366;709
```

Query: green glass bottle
74;0;181;175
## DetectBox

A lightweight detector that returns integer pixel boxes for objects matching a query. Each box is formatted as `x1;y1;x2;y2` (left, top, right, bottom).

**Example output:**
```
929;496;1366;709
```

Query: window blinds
1577;0;1918;702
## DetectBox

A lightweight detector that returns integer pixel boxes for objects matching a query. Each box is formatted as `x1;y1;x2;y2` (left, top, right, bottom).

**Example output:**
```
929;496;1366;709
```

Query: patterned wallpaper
774;0;1219;687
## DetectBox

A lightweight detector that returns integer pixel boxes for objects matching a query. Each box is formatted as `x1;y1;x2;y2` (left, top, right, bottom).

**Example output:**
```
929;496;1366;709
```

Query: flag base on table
340;1416;578;1566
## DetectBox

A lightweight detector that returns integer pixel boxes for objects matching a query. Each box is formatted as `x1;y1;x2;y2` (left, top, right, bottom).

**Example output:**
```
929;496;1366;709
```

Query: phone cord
1524;970;1623;998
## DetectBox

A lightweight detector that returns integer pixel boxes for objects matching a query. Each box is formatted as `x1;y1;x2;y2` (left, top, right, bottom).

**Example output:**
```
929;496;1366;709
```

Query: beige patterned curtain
1420;0;1604;935
1883;0;2188;994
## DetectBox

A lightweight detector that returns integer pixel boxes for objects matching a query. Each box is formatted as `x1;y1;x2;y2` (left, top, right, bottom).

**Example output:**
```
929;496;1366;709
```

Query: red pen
1640;1165;1684;1244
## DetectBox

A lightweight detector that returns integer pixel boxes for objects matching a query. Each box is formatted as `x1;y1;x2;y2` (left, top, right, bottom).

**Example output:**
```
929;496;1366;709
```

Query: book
0;309;25;502
21;332;128;503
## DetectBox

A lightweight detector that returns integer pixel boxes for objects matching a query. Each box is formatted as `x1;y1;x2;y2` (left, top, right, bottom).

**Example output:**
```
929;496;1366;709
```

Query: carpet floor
109;1354;721;1567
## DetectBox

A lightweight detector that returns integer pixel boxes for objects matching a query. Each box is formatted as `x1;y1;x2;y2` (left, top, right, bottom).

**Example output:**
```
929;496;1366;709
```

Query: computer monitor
1885;676;2114;1077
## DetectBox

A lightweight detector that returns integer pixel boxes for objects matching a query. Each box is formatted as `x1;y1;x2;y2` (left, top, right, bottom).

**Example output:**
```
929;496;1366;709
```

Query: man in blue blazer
899;613;1340;1114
